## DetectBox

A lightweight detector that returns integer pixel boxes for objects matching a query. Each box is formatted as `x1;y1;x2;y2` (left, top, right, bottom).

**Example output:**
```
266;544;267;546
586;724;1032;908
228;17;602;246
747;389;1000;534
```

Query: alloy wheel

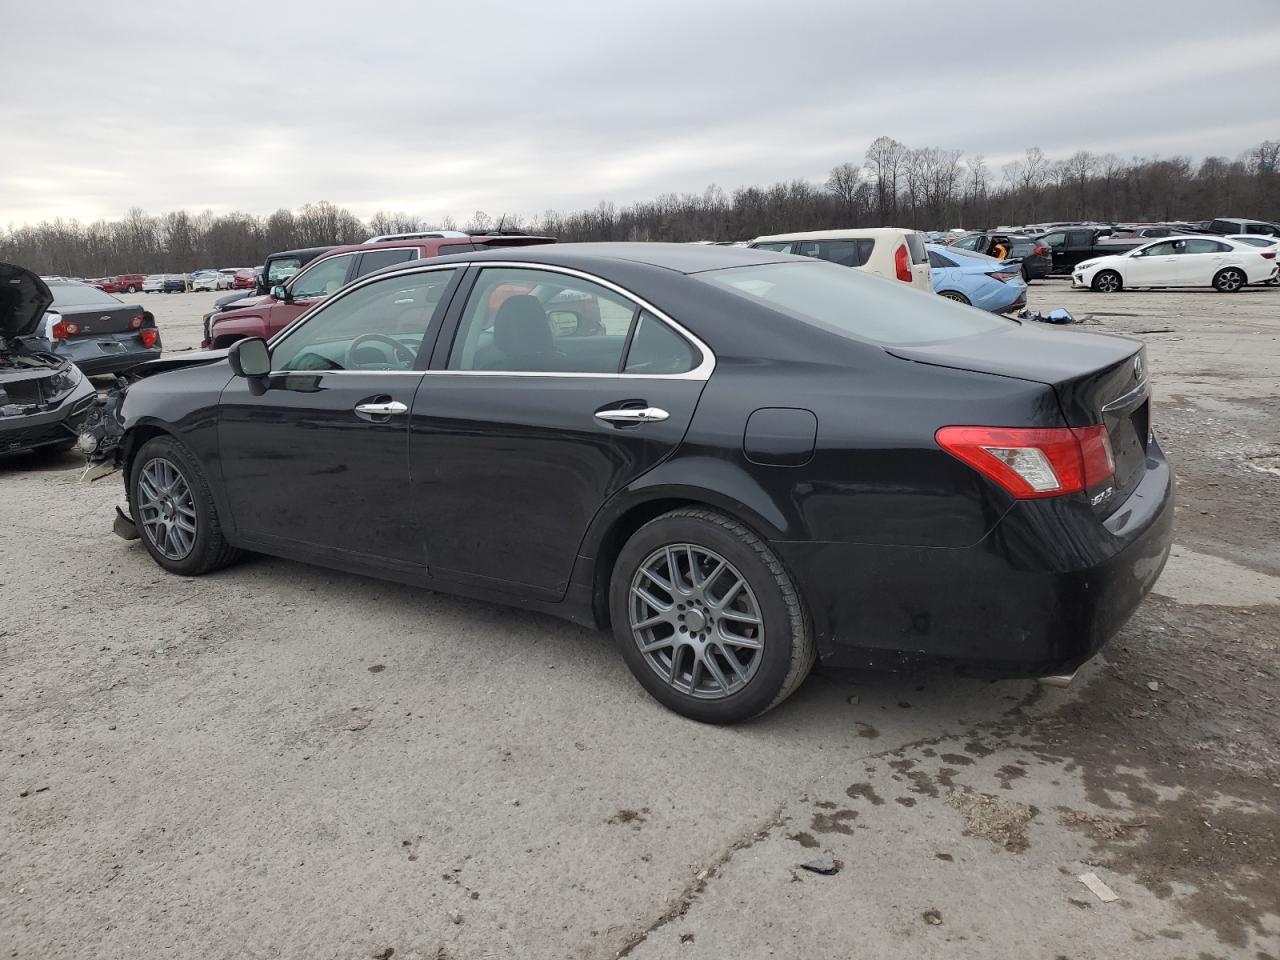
1216;270;1244;292
629;543;764;700
136;457;198;560
1095;272;1121;292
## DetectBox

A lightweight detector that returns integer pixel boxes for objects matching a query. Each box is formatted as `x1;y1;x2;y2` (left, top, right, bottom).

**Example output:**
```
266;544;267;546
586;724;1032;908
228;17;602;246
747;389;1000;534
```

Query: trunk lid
889;323;1151;504
1;262;54;342
54;302;145;335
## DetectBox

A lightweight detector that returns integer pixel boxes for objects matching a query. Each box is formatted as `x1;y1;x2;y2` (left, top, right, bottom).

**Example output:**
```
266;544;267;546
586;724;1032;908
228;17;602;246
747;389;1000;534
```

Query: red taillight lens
986;271;1017;283
139;328;159;348
1261;251;1276;260
894;244;911;282
130;313;145;329
1034;245;1049;256
935;425;1115;499
51;321;69;339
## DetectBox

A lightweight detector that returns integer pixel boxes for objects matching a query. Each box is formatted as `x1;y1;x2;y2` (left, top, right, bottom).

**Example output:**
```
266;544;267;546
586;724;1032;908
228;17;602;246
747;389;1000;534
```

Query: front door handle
594;406;670;425
355;400;408;416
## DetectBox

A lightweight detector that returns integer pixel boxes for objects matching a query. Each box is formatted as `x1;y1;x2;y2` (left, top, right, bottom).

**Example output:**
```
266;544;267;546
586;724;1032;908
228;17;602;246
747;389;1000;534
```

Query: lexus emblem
1133;356;1144;380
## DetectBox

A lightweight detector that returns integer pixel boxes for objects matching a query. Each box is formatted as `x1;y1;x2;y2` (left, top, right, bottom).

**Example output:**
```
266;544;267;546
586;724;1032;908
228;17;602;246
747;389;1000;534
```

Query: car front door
409;264;711;600
264;252;357;337
217;265;461;572
1125;240;1183;286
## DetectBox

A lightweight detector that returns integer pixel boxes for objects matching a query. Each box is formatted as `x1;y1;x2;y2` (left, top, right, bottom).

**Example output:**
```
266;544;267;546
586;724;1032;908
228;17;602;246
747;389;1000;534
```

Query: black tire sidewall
609;513;801;724
129;436;220;575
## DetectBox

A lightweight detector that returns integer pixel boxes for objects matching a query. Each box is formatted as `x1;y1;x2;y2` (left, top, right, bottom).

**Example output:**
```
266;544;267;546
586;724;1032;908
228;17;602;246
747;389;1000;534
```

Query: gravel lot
3;281;1278;959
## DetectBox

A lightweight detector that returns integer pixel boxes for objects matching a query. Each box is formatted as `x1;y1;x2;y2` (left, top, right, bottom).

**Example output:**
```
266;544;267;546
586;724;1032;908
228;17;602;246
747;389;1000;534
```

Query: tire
1213;268;1246;293
609;507;815;724
1092;270;1123;293
939;291;971;305
128;435;241;576
126;285;138;293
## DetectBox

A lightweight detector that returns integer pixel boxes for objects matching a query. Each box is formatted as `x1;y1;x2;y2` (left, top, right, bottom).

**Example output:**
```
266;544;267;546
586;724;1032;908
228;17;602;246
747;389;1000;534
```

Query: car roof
270;245;337;259
751;227;920;242
365;242;797;279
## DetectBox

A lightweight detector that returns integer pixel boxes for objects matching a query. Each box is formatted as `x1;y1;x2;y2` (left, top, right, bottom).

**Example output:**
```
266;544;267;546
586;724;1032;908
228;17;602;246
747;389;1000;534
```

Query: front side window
698;261;1011;346
751;241;793;253
1039;232;1065;249
271;268;456;372
448;267;639;373
288;254;355;298
951;236;981;251
1246;223;1279;236
1140;240;1181;256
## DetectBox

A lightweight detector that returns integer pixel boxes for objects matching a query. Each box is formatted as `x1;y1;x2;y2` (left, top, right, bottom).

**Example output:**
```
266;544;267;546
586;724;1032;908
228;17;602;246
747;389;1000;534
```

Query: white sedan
1229;235;1280;285
190;270;232;292
1072;235;1278;293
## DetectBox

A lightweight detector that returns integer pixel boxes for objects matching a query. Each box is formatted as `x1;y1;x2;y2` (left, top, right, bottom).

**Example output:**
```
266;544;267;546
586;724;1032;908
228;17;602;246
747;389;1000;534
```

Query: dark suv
948;233;1052;280
202;233;554;349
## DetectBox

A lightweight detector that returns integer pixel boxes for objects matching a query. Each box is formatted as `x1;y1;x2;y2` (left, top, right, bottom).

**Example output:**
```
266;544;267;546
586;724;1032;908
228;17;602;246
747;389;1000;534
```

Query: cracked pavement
2;283;1277;959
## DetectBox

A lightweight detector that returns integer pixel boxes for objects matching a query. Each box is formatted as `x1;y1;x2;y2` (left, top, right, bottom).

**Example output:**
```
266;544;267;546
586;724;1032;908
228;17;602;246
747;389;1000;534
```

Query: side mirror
227;337;271;378
270;284;292;302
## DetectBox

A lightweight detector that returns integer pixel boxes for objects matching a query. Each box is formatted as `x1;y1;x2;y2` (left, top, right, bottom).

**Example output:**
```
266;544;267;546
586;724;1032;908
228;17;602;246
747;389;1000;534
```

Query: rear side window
1209;219;1237;233
905;233;928;264
751;241;793;253
354;248;416;277
1246;223;1279;236
266;256;304;284
438;243;477;255
927;250;957;269
1184;239;1231;254
698;261;1011;346
624;311;699;375
793;239;874;267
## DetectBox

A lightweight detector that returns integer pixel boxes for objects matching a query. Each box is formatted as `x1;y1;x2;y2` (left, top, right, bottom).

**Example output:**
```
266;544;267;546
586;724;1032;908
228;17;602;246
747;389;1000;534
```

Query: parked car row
1071;235;1278;292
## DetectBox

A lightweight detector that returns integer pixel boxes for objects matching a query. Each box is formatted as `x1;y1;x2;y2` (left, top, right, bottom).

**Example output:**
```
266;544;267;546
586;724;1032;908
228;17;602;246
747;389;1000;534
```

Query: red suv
115;274;147;294
201;232;554;349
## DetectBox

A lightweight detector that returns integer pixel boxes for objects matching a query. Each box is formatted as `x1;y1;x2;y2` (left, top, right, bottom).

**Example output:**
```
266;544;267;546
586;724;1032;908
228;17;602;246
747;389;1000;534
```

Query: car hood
221;292;272;311
1;262;54;341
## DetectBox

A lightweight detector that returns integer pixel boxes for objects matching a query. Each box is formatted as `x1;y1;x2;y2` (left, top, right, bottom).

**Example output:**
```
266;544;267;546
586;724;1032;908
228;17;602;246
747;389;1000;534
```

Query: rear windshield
48;283;121;307
697;261;1011;346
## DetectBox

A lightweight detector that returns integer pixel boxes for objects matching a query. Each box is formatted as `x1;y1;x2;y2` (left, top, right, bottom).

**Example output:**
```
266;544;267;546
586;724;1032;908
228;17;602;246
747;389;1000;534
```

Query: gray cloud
5;0;1278;226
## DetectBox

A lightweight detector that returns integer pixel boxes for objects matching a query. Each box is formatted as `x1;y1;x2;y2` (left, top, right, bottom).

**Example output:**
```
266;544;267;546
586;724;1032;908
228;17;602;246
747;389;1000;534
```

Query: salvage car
926;244;1027;312
191;270;232;292
141;274;167;293
1072;235;1279;292
948;232;1052;281
30;279;163;375
82;244;1173;723
1;263;97;456
748;228;932;292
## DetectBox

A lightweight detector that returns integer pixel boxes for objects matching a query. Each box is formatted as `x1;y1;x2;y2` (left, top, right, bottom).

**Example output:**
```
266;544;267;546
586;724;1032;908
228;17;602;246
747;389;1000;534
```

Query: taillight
53;320;81;338
894;244;912;282
139;328;159;348
935;425;1115;499
130;313;145;329
1034;245;1049;256
1262;251;1276;260
986;272;1017;283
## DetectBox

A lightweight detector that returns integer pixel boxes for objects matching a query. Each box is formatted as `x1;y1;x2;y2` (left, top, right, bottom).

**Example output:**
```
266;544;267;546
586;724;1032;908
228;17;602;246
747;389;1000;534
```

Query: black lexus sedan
82;244;1173;723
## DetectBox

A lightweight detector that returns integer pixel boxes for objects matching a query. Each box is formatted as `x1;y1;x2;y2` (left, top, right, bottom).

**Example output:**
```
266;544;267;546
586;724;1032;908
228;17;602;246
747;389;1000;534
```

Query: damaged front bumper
77;376;129;482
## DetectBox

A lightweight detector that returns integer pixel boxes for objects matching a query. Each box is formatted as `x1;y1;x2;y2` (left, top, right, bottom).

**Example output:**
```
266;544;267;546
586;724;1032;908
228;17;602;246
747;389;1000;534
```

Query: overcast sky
5;0;1279;228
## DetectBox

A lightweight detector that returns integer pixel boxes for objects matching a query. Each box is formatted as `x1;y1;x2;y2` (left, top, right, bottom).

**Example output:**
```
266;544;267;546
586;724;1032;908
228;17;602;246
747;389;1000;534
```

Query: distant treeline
4;137;1277;276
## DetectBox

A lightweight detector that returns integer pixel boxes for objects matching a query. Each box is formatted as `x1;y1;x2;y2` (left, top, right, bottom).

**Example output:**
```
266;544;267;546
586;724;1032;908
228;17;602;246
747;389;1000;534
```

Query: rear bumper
773;439;1174;675
61;337;162;375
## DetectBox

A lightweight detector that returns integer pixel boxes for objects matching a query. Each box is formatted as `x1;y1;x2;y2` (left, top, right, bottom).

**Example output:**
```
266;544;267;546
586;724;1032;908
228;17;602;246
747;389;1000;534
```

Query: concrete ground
2;281;1277;960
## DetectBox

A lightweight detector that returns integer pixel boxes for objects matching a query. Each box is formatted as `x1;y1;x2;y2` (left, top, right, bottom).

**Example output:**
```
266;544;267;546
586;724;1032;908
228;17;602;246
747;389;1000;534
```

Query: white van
748;228;932;292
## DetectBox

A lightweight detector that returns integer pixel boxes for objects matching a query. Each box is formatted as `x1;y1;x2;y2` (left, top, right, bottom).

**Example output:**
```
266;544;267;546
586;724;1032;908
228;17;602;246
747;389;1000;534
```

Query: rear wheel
1213;268;1246;292
609;507;814;723
939;291;971;305
1092;270;1123;293
129;435;241;576
126;285;138;293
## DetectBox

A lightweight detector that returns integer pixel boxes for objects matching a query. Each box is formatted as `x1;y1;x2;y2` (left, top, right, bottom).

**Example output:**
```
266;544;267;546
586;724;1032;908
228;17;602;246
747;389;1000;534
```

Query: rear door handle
594;406;670;425
355;400;408;416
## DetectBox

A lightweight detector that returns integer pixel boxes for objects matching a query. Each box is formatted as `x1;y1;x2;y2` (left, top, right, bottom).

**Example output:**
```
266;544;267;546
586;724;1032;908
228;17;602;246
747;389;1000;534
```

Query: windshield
48;282;122;308
697;261;1012;345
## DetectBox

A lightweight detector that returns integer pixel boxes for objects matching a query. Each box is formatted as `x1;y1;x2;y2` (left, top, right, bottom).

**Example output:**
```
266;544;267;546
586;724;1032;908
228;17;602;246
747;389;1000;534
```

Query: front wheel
126;285;138;293
1213;268;1246;292
129;435;242;576
1092;270;1123;293
609;508;814;723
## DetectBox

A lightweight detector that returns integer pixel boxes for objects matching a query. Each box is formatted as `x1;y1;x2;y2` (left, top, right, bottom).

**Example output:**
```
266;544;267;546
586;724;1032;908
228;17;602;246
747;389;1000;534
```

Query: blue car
927;243;1028;313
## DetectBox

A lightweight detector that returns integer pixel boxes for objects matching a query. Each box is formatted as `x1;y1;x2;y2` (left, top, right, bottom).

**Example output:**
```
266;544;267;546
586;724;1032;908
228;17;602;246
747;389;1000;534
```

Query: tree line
3;138;1277;277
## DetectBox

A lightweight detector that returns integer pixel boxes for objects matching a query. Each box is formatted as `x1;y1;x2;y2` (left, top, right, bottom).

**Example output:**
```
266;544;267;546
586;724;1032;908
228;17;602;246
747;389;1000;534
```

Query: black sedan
30;280;162;376
82;244;1173;723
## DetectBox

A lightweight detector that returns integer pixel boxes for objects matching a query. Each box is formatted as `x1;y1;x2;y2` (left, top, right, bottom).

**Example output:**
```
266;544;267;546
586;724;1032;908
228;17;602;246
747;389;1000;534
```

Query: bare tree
826;162;863;222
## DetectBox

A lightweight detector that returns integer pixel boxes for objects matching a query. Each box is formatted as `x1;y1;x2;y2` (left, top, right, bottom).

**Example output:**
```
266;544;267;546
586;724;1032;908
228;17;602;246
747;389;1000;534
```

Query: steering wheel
344;333;417;370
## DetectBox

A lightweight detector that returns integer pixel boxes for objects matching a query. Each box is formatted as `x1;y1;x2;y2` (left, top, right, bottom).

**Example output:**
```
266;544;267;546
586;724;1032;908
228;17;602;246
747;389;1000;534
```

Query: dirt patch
945;788;1037;853
810;809;857;835
787;831;819;849
607;808;650;829
845;782;884;806
1058;809;1147;841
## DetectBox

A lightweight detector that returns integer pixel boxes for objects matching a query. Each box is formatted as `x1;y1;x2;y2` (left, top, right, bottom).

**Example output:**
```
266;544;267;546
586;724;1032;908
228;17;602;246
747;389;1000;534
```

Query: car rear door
1179;238;1232;285
408;264;711;600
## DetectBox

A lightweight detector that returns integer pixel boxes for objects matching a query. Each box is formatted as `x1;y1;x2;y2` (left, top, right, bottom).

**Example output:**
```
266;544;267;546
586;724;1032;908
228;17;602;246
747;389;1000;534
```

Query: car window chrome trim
439;261;716;381
270;259;716;382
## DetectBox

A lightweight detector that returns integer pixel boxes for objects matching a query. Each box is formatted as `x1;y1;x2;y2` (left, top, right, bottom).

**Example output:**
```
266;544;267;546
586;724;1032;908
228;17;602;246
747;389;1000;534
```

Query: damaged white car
2;263;98;457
